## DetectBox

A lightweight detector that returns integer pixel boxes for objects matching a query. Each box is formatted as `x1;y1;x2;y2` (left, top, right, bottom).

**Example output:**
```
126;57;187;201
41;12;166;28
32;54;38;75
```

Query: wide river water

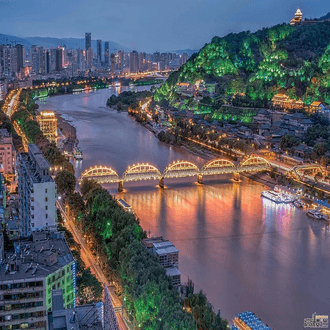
38;87;330;329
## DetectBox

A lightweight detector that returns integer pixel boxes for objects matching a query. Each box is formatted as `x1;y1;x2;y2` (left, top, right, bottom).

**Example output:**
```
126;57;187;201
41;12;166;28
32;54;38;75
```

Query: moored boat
73;146;83;160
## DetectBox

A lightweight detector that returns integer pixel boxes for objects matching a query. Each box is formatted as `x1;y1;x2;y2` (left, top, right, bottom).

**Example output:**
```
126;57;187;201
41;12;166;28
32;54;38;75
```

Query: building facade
0;231;75;330
17;144;56;237
36;110;58;141
0;129;15;175
129;50;138;73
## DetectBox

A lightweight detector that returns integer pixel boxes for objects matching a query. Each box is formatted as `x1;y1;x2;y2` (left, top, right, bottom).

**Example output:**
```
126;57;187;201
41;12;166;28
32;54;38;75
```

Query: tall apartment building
15;44;25;73
17;144;56;237
31;45;39;74
85;33;91;52
110;54;116;73
76;48;85;71
129;50;138;74
85;33;92;69
0;45;17;77
117;50;124;71
0;128;15;175
104;42;109;66
0;230;75;330
97;39;102;63
55;48;63;72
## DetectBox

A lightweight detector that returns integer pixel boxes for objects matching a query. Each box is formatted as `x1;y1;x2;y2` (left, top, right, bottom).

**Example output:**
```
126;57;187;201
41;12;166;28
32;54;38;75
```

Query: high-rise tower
97;39;102;63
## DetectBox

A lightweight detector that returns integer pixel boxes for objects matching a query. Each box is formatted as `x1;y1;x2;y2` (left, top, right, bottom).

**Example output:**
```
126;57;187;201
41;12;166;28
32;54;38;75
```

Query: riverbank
56;113;78;153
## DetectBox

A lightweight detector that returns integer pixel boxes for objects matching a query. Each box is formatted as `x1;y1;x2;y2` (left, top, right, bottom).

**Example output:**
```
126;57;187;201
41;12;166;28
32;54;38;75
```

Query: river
38;87;330;330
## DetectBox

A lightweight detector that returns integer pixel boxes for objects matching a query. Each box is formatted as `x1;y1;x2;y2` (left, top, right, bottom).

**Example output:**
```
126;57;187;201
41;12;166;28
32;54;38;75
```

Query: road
6;90;20;118
57;201;130;330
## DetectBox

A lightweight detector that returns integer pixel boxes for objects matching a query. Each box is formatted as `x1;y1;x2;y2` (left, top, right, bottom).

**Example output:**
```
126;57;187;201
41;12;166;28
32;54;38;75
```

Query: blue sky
0;0;329;52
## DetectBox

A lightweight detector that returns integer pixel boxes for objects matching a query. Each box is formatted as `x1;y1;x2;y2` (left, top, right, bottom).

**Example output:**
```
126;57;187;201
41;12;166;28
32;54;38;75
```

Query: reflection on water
38;88;330;330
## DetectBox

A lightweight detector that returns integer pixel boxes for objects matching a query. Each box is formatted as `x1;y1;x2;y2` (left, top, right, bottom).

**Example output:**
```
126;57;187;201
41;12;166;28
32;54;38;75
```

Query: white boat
261;190;282;203
307;209;328;221
281;193;295;203
294;200;303;208
261;190;295;203
73;147;83;160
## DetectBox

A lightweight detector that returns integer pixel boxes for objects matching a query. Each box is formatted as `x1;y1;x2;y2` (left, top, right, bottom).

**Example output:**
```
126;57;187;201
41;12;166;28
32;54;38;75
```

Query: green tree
55;170;76;195
80;178;101;198
280;134;299;149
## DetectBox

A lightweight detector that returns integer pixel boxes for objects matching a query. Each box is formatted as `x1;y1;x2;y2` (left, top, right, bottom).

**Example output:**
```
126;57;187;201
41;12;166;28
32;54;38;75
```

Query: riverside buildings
17;144;56;237
0;230;75;330
142;237;181;286
36;110;58;141
0;129;15;175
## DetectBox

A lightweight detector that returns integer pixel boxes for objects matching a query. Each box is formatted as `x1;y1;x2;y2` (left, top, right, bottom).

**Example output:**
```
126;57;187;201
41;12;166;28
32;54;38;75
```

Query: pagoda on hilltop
290;8;303;26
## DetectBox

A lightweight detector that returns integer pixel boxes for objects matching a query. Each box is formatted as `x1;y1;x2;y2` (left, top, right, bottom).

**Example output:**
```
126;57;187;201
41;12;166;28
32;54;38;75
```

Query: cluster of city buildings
0;139;120;329
0;32;190;99
142;237;181;286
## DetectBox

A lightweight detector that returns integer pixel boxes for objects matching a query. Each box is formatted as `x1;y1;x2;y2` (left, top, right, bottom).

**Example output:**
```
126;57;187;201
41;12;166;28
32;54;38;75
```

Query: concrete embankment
56;114;78;153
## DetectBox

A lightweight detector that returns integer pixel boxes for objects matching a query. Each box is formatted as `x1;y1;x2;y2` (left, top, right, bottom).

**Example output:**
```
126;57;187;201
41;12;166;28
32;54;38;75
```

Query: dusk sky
0;0;329;52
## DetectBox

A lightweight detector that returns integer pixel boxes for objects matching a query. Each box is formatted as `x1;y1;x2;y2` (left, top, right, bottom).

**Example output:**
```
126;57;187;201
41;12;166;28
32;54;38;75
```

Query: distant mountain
169;49;198;56
25;37;130;53
319;12;330;21
0;33;31;48
0;33;129;52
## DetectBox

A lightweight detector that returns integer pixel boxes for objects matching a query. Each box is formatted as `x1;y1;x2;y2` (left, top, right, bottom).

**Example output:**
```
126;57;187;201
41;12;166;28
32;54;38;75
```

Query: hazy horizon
0;0;329;52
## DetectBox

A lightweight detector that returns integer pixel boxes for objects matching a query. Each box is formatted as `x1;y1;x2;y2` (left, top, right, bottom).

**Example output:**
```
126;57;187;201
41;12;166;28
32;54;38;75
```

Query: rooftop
235;311;271;330
141;236;168;249
166;267;181;277
153;241;179;255
0;230;74;282
19;144;53;183
50;290;103;330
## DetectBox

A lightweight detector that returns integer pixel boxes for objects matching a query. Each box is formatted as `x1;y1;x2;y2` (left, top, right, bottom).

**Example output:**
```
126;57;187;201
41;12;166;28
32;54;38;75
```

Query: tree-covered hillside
155;21;330;107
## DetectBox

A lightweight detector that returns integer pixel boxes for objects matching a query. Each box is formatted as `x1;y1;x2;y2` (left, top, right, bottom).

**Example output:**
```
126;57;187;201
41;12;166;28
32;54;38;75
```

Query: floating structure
233;311;271;330
261;190;295;203
73;146;83;160
117;198;134;213
307;209;328;221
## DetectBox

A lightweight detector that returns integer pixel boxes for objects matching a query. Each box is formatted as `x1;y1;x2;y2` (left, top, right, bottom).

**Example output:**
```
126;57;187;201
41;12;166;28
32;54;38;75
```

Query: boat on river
261;190;294;203
73;146;83;160
294;200;304;208
117;199;134;214
307;209;329;221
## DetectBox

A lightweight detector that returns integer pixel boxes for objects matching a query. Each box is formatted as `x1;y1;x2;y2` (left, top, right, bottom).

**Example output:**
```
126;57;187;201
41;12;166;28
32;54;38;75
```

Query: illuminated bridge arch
163;160;199;179
238;156;270;173
201;158;237;176
123;163;161;182
292;164;325;181
79;166;120;184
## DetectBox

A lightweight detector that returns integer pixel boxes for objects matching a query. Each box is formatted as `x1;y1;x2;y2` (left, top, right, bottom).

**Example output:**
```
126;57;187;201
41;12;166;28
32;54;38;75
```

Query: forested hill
154;20;330;105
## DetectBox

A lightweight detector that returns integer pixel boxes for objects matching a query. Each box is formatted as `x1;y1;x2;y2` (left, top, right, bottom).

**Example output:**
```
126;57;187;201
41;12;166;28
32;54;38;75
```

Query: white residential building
18;144;56;237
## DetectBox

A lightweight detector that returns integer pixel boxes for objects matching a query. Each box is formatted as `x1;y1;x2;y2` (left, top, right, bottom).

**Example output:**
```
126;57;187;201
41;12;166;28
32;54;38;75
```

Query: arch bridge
79;155;271;191
291;164;325;181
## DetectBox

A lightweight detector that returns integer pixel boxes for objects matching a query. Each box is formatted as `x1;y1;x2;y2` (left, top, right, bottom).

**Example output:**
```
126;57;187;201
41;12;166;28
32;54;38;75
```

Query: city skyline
0;0;329;52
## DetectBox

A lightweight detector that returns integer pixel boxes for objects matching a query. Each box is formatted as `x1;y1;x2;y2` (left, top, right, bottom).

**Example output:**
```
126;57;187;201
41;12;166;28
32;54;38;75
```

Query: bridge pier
233;171;240;182
118;180;124;192
197;174;203;184
159;177;165;189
